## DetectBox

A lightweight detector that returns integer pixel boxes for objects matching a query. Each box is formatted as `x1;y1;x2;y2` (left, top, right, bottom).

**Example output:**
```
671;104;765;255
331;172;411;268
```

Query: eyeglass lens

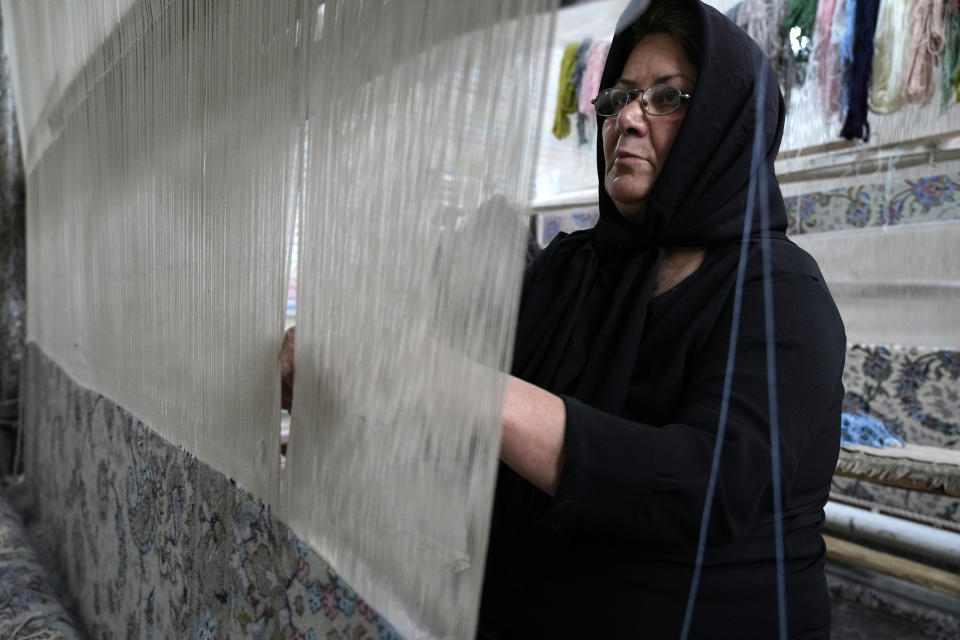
593;85;685;117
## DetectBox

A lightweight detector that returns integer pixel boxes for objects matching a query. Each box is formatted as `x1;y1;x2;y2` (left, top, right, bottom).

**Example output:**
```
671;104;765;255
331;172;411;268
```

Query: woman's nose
616;98;650;136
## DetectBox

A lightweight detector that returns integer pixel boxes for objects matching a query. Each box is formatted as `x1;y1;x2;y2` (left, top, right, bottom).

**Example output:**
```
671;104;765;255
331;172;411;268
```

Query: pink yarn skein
578;41;610;115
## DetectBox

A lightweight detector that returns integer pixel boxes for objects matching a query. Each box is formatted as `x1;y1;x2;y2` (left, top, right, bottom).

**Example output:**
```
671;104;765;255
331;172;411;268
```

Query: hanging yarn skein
552;42;581;140
840;0;881;141
736;0;791;95
840;0;859;103
572;38;592;145
805;0;837;117
869;0;911;113
578;41;610;117
821;0;851;115
940;0;960;109
904;0;946;104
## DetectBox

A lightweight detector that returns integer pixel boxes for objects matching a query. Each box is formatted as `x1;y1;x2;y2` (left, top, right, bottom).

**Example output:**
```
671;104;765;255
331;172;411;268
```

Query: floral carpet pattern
843;345;960;448
838;345;960;525
20;344;402;640
0;490;83;640
537;208;599;246
784;173;960;235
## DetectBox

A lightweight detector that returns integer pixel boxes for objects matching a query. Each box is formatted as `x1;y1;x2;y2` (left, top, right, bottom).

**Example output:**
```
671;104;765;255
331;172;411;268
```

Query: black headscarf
512;0;788;413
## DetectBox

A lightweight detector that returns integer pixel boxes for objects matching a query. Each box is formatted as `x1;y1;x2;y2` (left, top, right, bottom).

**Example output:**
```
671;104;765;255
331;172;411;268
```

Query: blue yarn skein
840;0;882;141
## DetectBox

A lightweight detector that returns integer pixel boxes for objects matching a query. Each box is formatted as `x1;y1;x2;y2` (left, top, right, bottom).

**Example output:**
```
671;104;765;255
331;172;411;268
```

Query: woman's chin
611;198;647;222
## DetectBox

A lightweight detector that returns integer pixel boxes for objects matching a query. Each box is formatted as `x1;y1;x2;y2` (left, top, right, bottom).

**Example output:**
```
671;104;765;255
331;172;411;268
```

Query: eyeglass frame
591;84;693;118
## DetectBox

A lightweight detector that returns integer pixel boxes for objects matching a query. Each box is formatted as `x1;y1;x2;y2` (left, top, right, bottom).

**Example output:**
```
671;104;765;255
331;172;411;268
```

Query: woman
480;0;845;638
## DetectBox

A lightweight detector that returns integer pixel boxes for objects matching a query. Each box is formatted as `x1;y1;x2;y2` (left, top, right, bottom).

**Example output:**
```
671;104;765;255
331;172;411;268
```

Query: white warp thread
286;3;552;637
792;221;960;348
4;1;555;637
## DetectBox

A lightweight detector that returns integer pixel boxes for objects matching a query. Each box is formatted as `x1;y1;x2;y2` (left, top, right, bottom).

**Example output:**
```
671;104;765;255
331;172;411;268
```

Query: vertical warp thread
905;0;946;104
840;0;881;140
286;2;555;638
6;1;557;637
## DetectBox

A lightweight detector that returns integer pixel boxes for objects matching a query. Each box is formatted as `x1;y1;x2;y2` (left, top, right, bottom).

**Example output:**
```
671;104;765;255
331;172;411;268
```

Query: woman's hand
276;326;565;492
279;326;296;411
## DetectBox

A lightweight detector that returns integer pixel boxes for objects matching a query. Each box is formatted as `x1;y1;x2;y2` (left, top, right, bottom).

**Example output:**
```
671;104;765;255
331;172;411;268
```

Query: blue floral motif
796;195;816;221
195;611;217;640
295;538;309;558
543;218;560;242
306;581;324;614
938;351;960;377
845;202;871;227
912;175;955;206
862;351;893;382
330;576;362;616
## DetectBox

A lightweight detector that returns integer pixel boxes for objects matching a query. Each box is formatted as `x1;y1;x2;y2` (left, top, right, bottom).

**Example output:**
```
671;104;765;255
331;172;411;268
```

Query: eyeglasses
591;84;692;118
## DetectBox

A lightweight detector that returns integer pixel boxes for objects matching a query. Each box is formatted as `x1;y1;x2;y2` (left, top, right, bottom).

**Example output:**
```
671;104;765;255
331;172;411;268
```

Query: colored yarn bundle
572;39;593;145
840;0;882;141
737;0;797;98
783;0;819;44
904;0;945;104
823;0;851;114
869;0;910;113
840;413;905;448
578;42;610;117
552;43;581;140
807;0;837;113
940;0;960;109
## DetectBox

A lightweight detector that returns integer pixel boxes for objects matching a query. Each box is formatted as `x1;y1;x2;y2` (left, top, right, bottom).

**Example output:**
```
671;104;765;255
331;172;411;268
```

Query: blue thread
757;92;789;640
680;50;764;640
680;51;787;639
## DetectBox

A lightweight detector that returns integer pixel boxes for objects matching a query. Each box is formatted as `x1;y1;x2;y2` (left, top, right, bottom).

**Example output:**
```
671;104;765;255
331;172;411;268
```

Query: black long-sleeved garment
480;238;845;639
479;1;846;637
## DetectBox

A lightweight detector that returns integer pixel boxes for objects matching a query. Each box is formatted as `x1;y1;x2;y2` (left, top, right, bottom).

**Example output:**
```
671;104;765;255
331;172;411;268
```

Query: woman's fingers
280;326;296;411
279;326;296;385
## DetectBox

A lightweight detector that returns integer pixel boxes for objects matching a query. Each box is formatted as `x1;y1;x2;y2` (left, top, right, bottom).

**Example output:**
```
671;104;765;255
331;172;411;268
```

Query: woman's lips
614;151;652;166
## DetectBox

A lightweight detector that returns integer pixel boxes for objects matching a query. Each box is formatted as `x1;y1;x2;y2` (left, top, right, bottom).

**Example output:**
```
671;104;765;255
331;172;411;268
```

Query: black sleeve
543;271;846;546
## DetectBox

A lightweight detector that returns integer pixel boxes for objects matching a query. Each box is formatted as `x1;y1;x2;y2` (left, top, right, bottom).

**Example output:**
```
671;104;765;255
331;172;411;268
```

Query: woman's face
601;33;697;221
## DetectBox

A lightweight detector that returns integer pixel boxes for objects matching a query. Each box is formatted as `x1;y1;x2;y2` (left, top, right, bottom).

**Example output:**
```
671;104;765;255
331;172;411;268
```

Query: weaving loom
4;1;553;638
